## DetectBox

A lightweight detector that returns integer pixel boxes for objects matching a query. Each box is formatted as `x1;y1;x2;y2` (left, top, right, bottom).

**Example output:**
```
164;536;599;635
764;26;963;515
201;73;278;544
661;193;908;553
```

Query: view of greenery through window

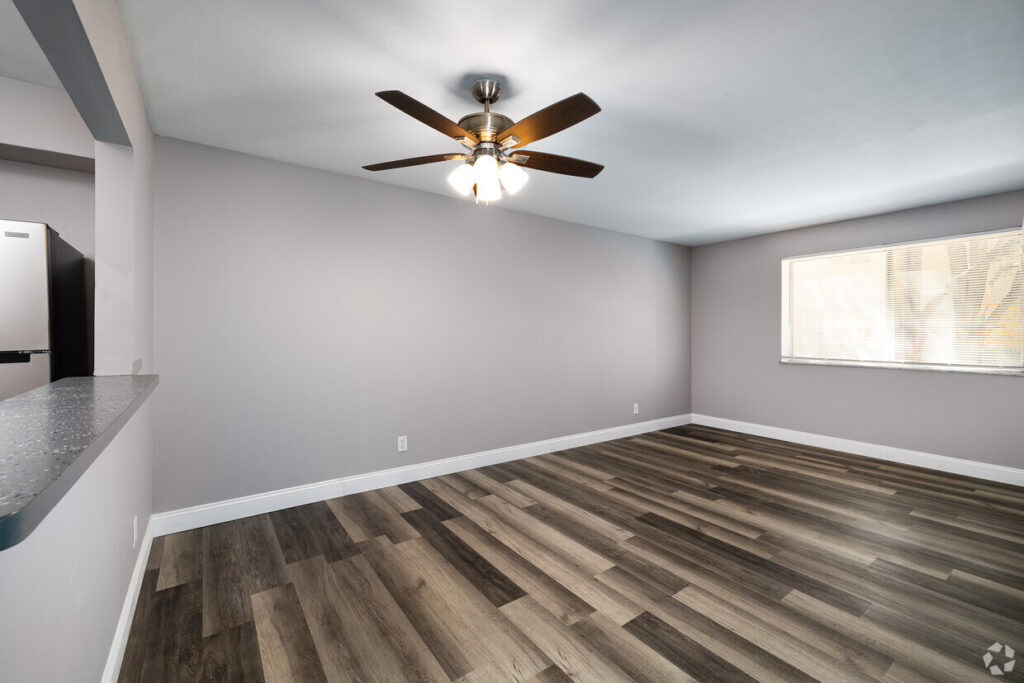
782;229;1023;371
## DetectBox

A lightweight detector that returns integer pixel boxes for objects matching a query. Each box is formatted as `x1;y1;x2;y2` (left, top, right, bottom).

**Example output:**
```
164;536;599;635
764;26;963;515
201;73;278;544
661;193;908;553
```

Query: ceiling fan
362;78;603;203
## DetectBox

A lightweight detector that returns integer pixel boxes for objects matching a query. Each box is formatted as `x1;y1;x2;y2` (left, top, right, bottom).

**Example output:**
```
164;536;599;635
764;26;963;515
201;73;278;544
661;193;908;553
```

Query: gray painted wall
0;75;94;157
0;159;95;372
151;138;692;512
0;403;154;682
0;4;158;681
691;189;1024;468
74;0;156;376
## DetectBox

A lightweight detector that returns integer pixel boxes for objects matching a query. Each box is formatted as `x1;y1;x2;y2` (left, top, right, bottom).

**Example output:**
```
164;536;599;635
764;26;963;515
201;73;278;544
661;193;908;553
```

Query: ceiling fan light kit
363;78;604;204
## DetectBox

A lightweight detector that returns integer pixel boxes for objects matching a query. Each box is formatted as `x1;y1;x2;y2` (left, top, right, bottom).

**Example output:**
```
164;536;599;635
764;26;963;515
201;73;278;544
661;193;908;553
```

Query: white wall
0;159;95;370
0;161;94;255
0;3;159;681
0;75;94;157
152;137;692;512
73;0;155;375
691;189;1024;468
0;403;154;683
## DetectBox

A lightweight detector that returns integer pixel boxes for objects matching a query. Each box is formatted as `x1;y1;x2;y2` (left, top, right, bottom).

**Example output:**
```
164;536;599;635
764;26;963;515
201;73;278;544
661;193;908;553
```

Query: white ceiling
0;0;61;88
118;0;1024;245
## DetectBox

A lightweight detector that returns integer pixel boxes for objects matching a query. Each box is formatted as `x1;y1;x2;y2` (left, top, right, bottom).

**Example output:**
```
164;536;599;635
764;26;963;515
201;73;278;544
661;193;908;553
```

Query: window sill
780;357;1024;376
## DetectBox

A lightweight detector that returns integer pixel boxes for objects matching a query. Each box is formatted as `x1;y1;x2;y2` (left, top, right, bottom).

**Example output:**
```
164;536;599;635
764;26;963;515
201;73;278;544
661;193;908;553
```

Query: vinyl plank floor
250;583;326;683
120;425;1024;682
201;514;288;637
199;621;265;683
157;528;203;591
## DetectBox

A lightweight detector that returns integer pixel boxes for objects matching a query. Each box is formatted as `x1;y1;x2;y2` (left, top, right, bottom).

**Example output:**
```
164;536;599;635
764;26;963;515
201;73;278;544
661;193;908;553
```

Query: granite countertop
0;375;158;550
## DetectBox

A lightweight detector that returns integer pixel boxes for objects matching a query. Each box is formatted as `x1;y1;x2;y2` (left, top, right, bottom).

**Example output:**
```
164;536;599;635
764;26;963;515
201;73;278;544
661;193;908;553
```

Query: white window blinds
782;228;1024;373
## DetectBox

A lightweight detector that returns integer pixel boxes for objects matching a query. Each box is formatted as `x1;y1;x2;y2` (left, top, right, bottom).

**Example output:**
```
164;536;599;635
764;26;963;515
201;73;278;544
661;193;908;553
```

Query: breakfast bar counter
0;375;158;550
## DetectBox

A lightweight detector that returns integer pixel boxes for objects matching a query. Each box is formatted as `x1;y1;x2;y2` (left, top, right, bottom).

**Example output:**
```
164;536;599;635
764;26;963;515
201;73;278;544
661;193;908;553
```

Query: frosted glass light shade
476;175;502;202
447;162;475;196
473;155;501;202
474;155;499;183
499;162;529;195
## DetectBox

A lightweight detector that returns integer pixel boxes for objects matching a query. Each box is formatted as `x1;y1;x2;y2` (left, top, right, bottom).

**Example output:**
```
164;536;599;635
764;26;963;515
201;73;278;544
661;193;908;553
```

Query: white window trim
780;226;1024;376
780;226;1021;263
779;357;1024;376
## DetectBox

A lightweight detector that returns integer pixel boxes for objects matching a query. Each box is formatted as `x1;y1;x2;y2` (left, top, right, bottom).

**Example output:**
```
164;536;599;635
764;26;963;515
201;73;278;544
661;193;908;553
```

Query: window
781;228;1024;374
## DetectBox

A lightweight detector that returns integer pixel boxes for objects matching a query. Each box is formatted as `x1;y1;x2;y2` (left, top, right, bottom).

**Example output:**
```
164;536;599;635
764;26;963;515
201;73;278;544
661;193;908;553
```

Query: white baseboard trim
152;413;694;536
690;414;1024;487
101;516;154;683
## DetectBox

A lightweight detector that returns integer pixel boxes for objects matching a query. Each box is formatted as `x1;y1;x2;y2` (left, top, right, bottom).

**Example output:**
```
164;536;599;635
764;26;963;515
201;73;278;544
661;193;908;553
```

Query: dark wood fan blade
362;153;465;171
507;151;604;178
376;91;479;145
498;93;600;149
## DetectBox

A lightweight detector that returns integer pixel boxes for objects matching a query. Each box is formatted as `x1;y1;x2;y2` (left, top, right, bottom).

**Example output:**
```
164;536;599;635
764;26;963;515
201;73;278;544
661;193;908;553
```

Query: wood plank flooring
119;425;1024;682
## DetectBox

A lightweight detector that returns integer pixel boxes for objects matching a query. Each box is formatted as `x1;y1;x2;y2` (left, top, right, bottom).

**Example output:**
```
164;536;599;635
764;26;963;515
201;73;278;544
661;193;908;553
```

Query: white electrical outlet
132;515;139;549
397;435;408;453
633;403;639;415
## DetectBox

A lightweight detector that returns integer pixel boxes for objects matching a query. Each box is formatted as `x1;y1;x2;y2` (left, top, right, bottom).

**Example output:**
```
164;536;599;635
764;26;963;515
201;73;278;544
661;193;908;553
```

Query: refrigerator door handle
0;350;49;364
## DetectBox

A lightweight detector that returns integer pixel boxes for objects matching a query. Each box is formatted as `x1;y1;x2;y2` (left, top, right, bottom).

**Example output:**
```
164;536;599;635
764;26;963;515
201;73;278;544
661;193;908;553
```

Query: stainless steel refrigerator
1;219;88;402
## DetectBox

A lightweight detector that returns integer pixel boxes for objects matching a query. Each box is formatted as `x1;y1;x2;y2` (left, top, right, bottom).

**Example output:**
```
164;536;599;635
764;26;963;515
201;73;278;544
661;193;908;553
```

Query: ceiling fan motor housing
457;111;514;143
